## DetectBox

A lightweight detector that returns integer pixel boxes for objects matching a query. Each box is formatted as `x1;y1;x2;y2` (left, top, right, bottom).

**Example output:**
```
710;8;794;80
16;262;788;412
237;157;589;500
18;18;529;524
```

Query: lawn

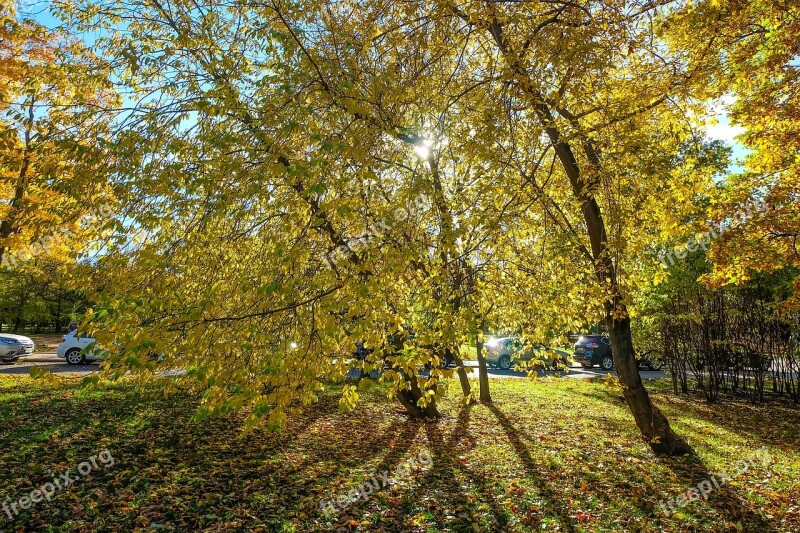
0;375;798;532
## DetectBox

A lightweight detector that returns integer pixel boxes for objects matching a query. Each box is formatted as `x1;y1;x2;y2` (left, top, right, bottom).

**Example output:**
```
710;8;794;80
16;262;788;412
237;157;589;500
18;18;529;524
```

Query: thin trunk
451;349;475;403
0;96;34;265
477;333;491;402
54;295;62;332
608;313;692;455
429;152;475;404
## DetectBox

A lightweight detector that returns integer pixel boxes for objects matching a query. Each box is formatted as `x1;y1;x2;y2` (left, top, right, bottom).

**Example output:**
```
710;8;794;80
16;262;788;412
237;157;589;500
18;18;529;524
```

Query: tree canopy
7;0;794;455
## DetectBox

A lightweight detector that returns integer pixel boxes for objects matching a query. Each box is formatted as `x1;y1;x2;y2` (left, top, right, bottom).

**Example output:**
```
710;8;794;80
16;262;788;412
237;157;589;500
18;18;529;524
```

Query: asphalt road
459;360;667;380
0;353;99;376
1;353;667;380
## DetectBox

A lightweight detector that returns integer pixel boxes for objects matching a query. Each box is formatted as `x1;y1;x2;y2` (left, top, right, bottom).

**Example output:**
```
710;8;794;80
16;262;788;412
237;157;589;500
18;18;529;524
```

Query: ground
0;375;797;532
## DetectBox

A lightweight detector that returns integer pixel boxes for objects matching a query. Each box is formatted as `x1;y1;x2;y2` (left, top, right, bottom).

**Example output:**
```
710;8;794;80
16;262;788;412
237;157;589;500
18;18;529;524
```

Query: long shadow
569;410;777;529
574;389;782;529
486;403;577;532
578;386;800;453
657;453;777;531
369;418;424;478
421;403;515;531
315;414;422;525
665;394;800;452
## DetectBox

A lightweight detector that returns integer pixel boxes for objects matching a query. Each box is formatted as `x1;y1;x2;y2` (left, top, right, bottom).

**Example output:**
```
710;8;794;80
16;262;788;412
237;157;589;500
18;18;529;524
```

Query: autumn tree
59;0;750;455
665;0;800;311
0;256;86;332
0;1;118;269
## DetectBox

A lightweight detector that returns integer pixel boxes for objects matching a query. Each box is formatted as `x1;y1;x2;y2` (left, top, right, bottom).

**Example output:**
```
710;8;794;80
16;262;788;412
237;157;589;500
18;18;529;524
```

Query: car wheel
600;355;614;370
648;359;664;371
65;348;85;365
497;355;512;370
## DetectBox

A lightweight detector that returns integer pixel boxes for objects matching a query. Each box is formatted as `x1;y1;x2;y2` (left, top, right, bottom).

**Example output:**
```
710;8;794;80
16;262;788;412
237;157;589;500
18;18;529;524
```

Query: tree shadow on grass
486;403;577;533
573;390;779;530
331;417;424;519
369;418;424;478
578;386;800;453
662;394;800;452
295;406;432;533
420;404;516;531
655;452;778;531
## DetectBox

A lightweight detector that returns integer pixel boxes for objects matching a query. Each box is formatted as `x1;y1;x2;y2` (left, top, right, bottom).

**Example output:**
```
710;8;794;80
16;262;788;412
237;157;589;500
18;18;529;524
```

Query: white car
57;331;103;365
0;334;35;363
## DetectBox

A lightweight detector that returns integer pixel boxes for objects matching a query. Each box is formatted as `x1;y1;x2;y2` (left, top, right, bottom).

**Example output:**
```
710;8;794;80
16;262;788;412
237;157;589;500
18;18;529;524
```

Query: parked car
574;335;614;370
0;333;35;364
57;331;102;365
575;335;665;371
354;334;456;369
637;350;665;371
485;337;570;370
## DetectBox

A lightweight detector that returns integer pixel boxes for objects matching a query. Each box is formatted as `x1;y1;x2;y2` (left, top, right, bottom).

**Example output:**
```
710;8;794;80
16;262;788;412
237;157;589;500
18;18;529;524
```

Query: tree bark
397;373;440;418
450;348;475;403
608;313;693;455
474;11;691;455
476;334;492;403
0;96;34;266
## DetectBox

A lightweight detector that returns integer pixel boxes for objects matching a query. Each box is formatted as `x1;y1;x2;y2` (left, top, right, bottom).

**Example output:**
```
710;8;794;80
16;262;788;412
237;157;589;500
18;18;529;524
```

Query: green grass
0;374;798;532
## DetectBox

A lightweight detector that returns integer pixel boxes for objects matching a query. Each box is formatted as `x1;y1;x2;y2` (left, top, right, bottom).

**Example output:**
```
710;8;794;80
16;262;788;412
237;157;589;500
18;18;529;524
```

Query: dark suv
574;335;614;370
574;336;666;371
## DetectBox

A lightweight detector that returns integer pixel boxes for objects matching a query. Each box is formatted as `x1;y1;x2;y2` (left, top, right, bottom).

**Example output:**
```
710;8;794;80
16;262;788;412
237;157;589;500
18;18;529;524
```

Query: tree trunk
54;295;63;332
397;373;440;418
450;348;476;404
608;313;693;455
476;335;491;403
0;96;34;266
476;8;692;455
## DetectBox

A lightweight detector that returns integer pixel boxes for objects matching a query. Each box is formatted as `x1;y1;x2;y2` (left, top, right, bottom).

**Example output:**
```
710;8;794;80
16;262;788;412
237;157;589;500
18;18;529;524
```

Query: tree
0;1;118;269
64;0;738;455
64;0;543;423
0;257;86;332
436;1;700;454
668;0;800;311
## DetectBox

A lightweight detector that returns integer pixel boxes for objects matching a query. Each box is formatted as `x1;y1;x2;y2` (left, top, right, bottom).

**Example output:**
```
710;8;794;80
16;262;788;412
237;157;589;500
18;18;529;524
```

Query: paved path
0;353;99;376
2;353;668;380
349;359;665;380
460;360;666;380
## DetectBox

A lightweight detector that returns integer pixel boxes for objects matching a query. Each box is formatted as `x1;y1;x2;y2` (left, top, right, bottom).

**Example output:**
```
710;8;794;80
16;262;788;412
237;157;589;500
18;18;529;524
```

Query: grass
0;374;798;532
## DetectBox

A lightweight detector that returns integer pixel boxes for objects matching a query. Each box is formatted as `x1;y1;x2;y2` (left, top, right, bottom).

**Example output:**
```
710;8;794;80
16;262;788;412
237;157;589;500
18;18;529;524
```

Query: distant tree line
639;250;799;403
0;260;83;334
